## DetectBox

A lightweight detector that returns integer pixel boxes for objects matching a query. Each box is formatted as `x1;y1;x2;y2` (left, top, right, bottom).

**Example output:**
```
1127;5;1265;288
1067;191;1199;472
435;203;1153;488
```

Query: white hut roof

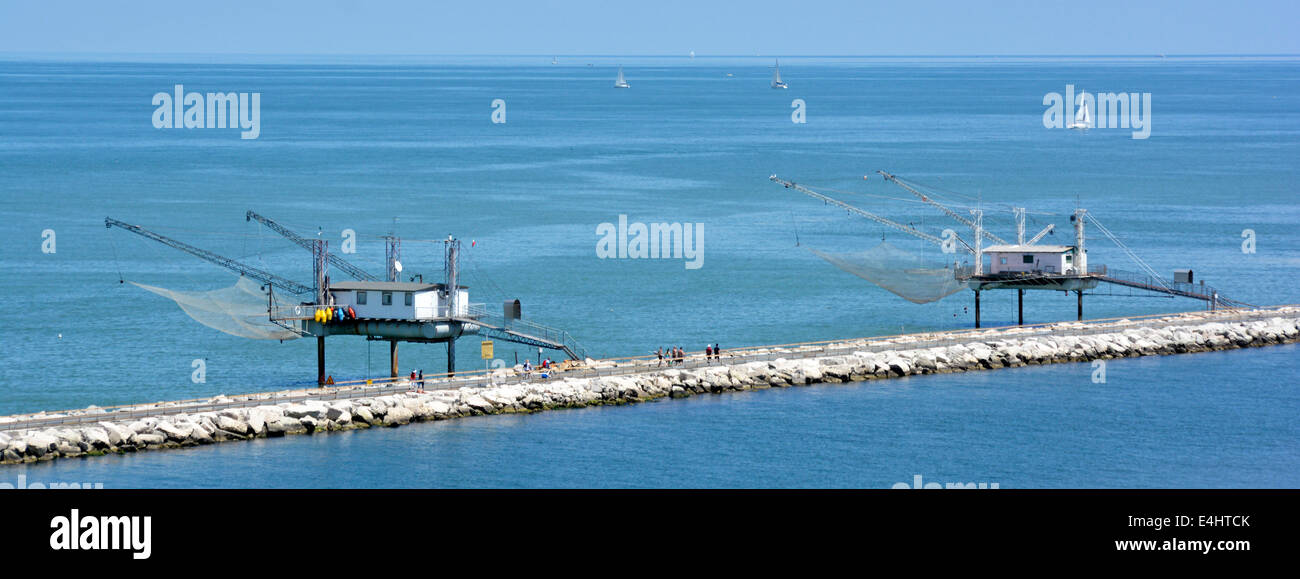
982;244;1074;253
329;281;467;292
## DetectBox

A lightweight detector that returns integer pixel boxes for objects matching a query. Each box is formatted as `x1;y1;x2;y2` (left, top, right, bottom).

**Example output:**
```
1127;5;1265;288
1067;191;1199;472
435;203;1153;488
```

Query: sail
1075;92;1091;125
773;60;782;83
617;67;625;83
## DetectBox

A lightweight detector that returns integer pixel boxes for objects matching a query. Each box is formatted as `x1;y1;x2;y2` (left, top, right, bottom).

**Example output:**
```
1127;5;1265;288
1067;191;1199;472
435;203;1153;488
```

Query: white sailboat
771;58;788;89
614;66;630;88
1068;89;1092;129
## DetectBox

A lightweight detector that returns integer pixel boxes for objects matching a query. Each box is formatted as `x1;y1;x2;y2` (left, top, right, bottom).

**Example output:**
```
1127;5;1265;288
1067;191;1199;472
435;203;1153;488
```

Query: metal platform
965;273;1100;292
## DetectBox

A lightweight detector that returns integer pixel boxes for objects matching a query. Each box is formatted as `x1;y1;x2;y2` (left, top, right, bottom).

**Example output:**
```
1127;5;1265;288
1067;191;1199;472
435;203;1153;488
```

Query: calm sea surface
1;56;1297;487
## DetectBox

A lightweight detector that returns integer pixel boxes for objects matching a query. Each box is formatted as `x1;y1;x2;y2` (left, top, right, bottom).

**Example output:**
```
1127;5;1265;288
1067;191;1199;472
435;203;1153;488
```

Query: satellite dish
394;260;404;273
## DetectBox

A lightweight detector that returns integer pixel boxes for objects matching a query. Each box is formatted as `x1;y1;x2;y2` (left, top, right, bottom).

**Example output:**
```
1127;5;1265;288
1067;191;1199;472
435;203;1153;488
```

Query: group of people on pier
656;343;722;366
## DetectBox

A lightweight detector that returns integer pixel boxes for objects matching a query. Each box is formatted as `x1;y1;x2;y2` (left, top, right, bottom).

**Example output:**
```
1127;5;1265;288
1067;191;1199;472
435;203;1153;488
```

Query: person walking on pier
656;347;664;367
705;344;713;363
714;343;721;361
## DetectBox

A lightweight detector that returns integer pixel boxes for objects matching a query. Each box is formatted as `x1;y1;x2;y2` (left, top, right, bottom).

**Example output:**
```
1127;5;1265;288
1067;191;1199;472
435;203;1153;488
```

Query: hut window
404;292;413;306
356;291;367;305
382;291;392;306
1065;254;1073;263
999;257;1007;265
1022;255;1034;264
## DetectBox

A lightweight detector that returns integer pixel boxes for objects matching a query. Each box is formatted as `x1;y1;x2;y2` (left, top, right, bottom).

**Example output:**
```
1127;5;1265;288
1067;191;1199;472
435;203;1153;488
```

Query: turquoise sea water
1;56;1297;487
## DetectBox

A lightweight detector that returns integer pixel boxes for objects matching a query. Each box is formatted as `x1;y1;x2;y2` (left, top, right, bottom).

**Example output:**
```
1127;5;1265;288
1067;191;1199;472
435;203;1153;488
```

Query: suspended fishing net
809;242;967;304
130;276;301;340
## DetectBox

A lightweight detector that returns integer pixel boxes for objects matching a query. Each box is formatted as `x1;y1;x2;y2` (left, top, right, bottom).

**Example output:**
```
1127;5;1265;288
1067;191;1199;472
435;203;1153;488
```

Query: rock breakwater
2;309;1297;465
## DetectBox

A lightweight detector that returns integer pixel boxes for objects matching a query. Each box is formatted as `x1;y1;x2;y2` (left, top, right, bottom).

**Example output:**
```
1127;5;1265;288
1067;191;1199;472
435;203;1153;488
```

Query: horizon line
4;51;1300;61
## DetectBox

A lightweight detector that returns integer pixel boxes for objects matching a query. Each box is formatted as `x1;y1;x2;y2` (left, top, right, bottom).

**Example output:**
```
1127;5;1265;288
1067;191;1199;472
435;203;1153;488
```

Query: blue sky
2;0;1297;56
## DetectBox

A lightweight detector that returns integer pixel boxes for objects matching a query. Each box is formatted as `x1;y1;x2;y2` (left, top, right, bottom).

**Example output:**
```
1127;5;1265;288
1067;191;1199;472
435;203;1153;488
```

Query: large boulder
97;422;133;446
464;395;495;413
266;417;307;436
383;406;414;426
154;421;192;442
367;398;392;416
912;355;937;372
54;429;83;446
135;433;166;446
352;406;376;425
886;357;912;376
186;425;214;445
25;432;58;457
326;408;352;425
7;438;28;456
215;415;250;435
248;406;283;435
428;401;453;416
81;428;113;450
284;402;328;420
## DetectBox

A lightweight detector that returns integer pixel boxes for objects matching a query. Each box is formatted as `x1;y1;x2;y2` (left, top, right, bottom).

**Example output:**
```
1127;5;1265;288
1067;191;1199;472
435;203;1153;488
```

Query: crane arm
245;211;377;281
770;175;974;253
1026;223;1055;245
877;171;1008;245
106;217;315;295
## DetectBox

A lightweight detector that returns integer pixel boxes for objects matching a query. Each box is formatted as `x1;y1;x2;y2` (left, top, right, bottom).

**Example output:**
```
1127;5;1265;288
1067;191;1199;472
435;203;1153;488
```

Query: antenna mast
444;235;461;316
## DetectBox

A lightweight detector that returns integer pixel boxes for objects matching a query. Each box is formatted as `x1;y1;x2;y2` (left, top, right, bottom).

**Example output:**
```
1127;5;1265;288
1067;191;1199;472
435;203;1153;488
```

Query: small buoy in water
57;333;62;339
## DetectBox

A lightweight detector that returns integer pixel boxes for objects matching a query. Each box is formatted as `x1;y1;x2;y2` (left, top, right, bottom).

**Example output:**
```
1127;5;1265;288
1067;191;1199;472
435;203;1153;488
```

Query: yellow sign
480;340;494;359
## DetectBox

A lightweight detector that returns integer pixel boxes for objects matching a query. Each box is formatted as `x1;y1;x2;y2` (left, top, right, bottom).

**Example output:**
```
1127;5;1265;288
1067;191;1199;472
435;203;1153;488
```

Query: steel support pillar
1018;289;1024;326
316;337;326;385
390;340;399;378
447;339;456;377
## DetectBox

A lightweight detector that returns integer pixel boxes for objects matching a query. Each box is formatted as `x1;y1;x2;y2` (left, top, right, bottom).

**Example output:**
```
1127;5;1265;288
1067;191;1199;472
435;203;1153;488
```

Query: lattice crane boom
245;210;378;281
770;175;975;253
105;217;315;295
877;170;1008;245
1026;223;1055;245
